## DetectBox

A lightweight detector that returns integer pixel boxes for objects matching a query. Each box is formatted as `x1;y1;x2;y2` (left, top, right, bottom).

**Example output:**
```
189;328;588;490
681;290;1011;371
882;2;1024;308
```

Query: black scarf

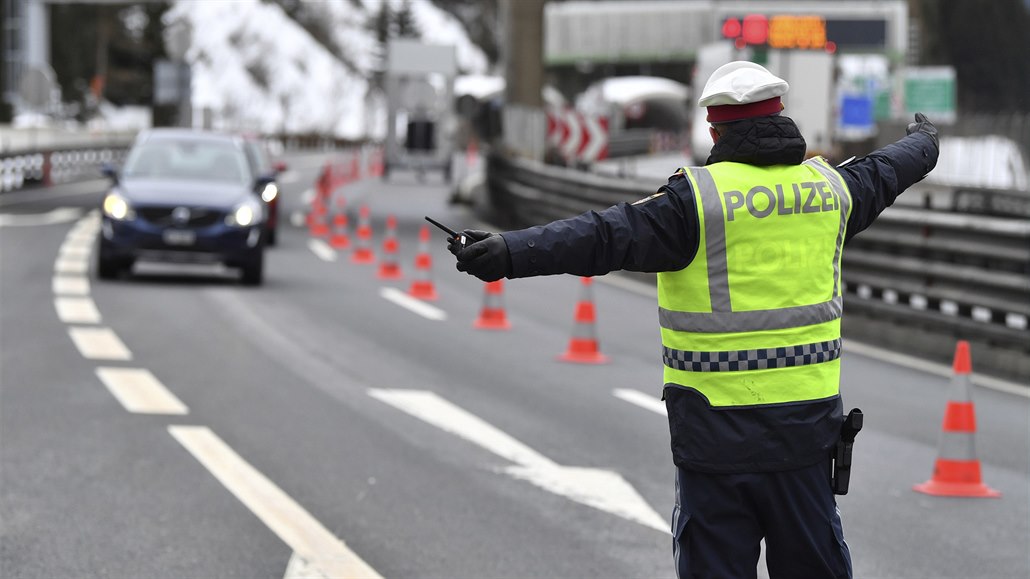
705;115;807;167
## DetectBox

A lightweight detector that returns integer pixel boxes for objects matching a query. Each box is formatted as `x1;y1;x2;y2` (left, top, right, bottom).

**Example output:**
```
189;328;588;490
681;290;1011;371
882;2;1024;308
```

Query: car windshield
122;138;251;185
244;141;273;175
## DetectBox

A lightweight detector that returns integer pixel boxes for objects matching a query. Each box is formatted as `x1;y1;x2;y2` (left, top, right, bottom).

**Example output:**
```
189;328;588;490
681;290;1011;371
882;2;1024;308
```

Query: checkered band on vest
662;339;842;372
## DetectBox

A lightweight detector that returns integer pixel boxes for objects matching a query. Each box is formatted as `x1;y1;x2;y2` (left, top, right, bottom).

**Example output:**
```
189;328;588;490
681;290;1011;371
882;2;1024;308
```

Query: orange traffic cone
408;225;437;300
350;154;361;181
913;341;1000;498
373;147;386;177
558;277;608;364
309;199;330;237
328;198;350;249
377;215;403;280
474;280;511;330
350;204;376;264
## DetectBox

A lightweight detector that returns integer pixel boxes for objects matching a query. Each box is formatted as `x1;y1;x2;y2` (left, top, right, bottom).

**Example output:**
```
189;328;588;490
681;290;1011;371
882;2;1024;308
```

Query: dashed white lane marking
613;389;667;416
53;275;91;296
65;229;98;242
54;257;89;274
379;287;447;321
290;211;306;228
67;221;99;235
300;188;316;205
169;426;383;579
307;239;337;262
95;367;188;415
54;296;102;324
67;327;132;360
277;170;300;184
0;207;83;227
59;243;92;257
369;389;667;533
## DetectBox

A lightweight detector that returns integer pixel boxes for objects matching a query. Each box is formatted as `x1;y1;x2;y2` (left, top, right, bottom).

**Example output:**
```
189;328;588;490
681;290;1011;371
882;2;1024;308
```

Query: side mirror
101;162;119;184
255;175;278;203
273;160;288;173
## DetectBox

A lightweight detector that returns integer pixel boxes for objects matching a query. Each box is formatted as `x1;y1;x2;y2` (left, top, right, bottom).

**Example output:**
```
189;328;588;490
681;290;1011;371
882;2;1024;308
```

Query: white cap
698;61;789;123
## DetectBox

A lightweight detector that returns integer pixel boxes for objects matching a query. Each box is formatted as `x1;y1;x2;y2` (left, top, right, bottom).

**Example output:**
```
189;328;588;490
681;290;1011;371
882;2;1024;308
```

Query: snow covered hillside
166;0;488;139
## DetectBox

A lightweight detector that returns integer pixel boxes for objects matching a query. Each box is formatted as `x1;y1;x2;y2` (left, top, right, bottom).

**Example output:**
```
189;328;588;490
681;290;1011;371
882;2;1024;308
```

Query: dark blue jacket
500;117;939;472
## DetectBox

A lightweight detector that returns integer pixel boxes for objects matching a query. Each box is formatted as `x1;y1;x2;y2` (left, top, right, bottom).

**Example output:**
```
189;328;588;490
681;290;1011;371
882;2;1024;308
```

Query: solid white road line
379;287;447;321
54;296;102;324
283;552;330;579
169;426;383;579
54;257;89;274
95;367;188;415
0;207;82;227
67;327;132;360
369;389;667;533
369;389;552;468
843;341;1029;398
307;239;337;262
613;389;667;416
52;275;91;296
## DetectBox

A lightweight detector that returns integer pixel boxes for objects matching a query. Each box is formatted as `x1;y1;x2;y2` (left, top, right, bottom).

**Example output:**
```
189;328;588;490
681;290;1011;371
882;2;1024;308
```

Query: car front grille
136;206;224;228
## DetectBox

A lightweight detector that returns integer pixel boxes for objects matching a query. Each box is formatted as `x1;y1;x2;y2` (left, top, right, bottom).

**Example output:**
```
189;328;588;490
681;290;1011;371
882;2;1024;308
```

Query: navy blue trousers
672;458;852;579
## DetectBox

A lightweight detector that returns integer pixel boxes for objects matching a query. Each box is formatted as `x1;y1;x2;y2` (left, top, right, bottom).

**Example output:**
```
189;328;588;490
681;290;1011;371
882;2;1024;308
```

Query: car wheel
96;244;128;280
266;227;277;247
240;249;264;286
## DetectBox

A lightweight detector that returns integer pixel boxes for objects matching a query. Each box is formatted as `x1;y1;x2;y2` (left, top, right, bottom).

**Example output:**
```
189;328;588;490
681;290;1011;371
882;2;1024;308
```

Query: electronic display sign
722;15;888;52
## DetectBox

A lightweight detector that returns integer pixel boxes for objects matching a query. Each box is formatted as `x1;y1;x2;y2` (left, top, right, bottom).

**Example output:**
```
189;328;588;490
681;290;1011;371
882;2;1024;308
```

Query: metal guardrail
0;132;368;195
486;151;1030;380
0;143;132;193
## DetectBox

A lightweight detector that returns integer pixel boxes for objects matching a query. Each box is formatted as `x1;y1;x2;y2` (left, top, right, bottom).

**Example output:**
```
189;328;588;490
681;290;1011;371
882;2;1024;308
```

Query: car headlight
260;183;278;203
102;192;134;220
226;202;261;227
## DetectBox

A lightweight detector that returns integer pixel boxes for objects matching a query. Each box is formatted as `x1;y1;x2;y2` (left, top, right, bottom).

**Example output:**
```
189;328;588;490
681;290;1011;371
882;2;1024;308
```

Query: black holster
830;408;863;495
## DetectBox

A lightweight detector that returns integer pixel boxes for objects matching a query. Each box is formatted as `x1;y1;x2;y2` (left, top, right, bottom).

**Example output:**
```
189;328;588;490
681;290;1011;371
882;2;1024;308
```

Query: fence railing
486;152;1030;381
0;144;132;193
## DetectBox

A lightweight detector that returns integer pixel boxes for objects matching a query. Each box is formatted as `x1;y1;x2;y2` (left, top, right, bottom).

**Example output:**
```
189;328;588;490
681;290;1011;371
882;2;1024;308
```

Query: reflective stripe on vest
663;338;843;372
658;158;852;407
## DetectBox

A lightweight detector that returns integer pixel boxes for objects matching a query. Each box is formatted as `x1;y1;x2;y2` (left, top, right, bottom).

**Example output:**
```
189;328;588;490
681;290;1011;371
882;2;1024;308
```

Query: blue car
97;129;269;285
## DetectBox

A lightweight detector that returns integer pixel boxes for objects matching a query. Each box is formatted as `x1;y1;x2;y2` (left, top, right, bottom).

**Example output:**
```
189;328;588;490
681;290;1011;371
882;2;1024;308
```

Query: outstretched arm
451;176;701;281
838;113;940;243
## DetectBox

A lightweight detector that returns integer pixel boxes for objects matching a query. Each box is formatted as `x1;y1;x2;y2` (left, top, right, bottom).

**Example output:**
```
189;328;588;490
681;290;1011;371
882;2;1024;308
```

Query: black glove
906;112;939;149
451;229;510;282
447;229;489;256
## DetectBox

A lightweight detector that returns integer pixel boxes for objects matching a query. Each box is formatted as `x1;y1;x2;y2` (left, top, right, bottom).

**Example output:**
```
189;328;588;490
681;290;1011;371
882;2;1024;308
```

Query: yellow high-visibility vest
658;158;853;407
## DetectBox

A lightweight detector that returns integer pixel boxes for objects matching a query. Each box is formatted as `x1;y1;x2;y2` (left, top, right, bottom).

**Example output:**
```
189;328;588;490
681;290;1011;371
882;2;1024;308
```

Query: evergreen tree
394;0;421;39
919;0;1030;113
367;2;394;92
49;2;170;118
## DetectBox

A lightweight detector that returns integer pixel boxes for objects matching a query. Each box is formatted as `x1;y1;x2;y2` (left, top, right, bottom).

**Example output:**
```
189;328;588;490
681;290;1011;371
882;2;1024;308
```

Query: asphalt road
1;150;1027;579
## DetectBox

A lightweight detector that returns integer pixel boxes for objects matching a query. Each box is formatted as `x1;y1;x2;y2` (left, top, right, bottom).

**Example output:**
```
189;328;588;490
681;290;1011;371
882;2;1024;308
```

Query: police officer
449;61;939;579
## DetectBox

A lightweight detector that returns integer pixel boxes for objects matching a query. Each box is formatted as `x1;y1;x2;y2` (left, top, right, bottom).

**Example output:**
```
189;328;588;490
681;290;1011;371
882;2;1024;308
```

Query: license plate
163;229;196;246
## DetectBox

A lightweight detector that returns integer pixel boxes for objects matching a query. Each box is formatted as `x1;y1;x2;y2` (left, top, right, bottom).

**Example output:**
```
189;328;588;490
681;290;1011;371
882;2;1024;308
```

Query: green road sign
904;67;956;123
